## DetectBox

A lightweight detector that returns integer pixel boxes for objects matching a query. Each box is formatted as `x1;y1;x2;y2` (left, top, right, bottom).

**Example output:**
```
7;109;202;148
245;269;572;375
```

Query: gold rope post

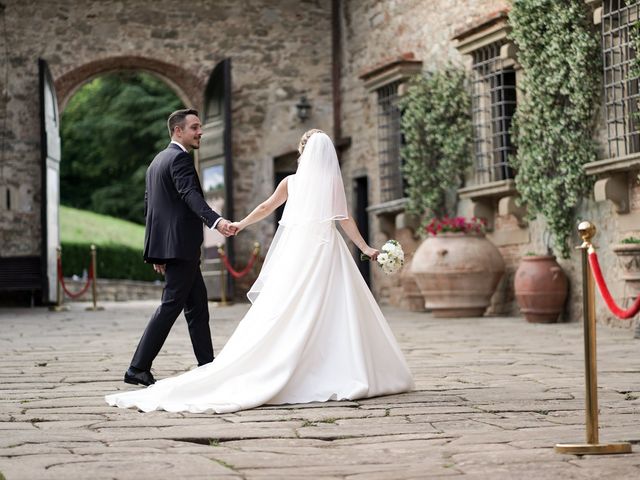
217;245;228;306
49;246;68;312
86;244;104;311
555;221;631;455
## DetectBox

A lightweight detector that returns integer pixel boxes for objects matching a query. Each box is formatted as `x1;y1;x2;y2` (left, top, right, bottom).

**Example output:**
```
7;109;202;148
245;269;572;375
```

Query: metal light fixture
296;96;312;121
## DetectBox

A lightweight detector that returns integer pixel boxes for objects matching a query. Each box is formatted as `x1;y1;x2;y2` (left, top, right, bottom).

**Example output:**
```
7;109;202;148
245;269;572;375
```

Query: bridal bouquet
361;239;405;275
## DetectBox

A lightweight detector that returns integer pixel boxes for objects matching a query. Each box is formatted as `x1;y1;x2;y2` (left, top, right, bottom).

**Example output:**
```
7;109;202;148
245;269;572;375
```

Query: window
470;40;517;185
376;81;404;202
359;54;422;207
602;0;640;157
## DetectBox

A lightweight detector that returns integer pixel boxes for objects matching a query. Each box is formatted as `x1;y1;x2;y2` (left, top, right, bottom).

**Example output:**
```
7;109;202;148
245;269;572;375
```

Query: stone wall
337;0;510;307
62;278;163;303
0;0;333;269
4;0;639;329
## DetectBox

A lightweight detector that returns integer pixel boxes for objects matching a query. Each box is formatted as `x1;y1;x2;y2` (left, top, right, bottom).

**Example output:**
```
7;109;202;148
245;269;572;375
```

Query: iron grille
377;81;403;202
471;41;517;184
602;0;640;158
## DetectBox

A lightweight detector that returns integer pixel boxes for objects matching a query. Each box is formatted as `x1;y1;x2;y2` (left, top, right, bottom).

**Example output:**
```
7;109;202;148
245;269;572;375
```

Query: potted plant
410;217;505;317
514;251;568;323
401;68;506;317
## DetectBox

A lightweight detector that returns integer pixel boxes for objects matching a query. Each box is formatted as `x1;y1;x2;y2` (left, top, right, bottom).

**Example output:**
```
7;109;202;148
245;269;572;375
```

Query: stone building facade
2;0;639;329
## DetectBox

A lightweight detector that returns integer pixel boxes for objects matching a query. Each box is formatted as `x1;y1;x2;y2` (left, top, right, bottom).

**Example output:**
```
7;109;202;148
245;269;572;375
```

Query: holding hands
216;219;239;237
229;221;246;234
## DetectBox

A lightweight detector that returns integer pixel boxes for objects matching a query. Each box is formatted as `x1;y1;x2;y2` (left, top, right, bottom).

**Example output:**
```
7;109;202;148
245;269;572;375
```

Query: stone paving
0;301;639;479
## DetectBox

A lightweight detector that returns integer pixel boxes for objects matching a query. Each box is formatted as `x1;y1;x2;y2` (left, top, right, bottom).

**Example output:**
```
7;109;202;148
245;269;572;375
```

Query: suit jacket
143;143;221;263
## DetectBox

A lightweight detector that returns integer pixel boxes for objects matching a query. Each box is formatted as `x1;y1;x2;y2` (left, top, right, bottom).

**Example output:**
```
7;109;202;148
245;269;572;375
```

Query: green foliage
629;21;640;123
60;205;144;248
61;242;161;282
509;0;600;258
620;237;640;244
400;68;473;219
631;20;640;78
60;72;182;224
60;205;158;281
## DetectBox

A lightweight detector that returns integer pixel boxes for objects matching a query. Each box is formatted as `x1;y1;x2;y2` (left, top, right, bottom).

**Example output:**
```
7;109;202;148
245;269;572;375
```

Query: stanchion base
85;306;105;311
49;305;69;312
210;301;234;307
555;443;632;455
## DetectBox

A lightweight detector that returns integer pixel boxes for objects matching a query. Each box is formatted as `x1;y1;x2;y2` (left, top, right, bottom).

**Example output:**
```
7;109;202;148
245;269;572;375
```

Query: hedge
60;242;162;282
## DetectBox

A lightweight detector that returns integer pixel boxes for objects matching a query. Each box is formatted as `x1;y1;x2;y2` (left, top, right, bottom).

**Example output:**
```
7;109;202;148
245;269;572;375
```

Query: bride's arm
232;177;289;232
338;217;379;261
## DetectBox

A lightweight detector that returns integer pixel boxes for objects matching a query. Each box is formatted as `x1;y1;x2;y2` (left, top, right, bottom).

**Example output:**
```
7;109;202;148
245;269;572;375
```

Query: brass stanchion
86;244;104;311
217;245;229;306
49;246;68;312
555;221;631;455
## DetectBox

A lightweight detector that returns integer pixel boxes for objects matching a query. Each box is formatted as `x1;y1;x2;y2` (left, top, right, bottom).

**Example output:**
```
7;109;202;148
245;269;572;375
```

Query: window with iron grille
377;81;404;202
602;0;640;158
470;41;517;184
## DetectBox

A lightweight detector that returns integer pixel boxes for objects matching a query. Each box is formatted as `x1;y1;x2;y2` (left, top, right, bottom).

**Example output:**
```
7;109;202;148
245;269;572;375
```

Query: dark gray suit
131;143;221;371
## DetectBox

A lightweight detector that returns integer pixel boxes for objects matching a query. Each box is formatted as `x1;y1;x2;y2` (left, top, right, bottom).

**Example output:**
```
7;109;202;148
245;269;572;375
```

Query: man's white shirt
170;140;222;231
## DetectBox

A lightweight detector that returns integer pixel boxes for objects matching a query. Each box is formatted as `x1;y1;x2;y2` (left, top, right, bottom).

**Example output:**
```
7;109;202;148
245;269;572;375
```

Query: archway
39;56;233;303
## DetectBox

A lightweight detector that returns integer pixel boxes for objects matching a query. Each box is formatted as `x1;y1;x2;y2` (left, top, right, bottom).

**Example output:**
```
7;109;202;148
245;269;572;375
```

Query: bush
400;68;472;220
60;242;162;282
509;0;600;258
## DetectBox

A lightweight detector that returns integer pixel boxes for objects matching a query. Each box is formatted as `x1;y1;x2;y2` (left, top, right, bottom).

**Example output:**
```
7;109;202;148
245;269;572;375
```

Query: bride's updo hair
298;129;325;154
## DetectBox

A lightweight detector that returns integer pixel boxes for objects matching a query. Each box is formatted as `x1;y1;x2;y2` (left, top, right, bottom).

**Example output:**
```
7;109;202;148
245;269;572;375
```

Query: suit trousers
130;258;214;371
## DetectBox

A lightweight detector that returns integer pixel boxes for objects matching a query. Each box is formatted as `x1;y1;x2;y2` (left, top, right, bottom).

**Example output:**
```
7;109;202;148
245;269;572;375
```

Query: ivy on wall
509;0;601;258
400;68;473;220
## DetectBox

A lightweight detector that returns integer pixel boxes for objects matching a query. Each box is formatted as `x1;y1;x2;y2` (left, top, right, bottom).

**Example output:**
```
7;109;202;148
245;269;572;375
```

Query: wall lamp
296;96;312;122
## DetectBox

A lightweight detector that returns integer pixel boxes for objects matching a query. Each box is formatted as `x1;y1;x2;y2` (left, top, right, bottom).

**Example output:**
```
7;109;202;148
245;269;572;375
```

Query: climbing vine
400;68;472;221
509;0;601;258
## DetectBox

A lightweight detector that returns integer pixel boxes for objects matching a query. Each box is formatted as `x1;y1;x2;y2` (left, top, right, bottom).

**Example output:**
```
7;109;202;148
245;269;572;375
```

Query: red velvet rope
58;256;94;299
219;250;258;279
588;250;640;319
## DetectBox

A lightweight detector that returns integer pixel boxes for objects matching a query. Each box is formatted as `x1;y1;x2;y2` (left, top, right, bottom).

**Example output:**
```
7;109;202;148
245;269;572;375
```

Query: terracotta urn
410;233;505;317
514;255;568;323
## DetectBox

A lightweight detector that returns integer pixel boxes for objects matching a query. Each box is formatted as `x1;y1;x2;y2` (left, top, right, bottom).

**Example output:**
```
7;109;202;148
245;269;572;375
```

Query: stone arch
54;56;206;112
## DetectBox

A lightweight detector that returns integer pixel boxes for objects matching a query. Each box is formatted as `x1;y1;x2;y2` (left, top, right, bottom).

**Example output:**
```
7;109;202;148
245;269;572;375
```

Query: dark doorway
354;176;370;286
273;151;298;227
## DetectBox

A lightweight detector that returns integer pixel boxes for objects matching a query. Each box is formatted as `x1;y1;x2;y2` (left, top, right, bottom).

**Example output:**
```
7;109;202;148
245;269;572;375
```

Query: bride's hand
363;246;379;261
230;222;244;234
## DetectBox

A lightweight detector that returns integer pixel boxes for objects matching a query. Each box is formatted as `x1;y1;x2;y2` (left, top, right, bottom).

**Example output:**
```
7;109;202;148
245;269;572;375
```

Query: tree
60;72;183;224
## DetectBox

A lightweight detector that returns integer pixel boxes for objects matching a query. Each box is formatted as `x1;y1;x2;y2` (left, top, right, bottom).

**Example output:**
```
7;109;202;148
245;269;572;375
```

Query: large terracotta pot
514;255;568;323
410;233;505;317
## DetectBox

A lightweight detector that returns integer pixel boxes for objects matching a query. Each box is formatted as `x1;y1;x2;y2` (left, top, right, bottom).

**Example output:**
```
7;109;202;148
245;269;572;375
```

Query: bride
106;129;414;413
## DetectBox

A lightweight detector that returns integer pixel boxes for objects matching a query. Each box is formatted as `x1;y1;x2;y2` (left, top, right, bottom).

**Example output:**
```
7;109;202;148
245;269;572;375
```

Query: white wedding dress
106;132;414;414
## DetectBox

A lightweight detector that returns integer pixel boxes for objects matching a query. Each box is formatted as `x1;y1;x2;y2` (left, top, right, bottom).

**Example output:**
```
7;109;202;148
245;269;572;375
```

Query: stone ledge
359;53;423;92
585;153;640;214
584;152;640;176
367;198;408;216
63;278;164;302
458;179;517;200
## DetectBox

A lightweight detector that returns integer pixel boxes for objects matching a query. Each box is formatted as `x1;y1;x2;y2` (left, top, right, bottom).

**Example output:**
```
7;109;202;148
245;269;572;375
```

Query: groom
124;108;237;386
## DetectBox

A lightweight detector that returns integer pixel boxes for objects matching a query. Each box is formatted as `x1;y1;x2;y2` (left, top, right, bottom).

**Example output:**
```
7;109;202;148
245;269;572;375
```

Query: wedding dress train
105;133;414;413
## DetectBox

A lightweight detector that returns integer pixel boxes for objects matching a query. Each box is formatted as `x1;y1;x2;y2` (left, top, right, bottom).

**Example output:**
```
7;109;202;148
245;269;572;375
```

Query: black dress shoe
124;368;156;386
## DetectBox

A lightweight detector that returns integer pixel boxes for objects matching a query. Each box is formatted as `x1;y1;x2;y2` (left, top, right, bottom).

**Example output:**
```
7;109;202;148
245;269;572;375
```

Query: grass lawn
60;205;145;249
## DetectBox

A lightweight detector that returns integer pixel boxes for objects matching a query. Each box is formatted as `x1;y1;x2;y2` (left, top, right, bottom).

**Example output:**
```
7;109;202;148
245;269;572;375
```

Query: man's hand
153;264;166;275
216;218;239;237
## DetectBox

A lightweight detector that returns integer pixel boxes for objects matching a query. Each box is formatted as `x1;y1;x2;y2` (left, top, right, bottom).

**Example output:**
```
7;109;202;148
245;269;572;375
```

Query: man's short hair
167;109;199;136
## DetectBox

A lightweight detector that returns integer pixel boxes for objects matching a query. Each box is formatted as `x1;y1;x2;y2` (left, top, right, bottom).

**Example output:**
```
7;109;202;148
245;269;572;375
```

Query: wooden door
39;59;61;303
199;58;234;300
